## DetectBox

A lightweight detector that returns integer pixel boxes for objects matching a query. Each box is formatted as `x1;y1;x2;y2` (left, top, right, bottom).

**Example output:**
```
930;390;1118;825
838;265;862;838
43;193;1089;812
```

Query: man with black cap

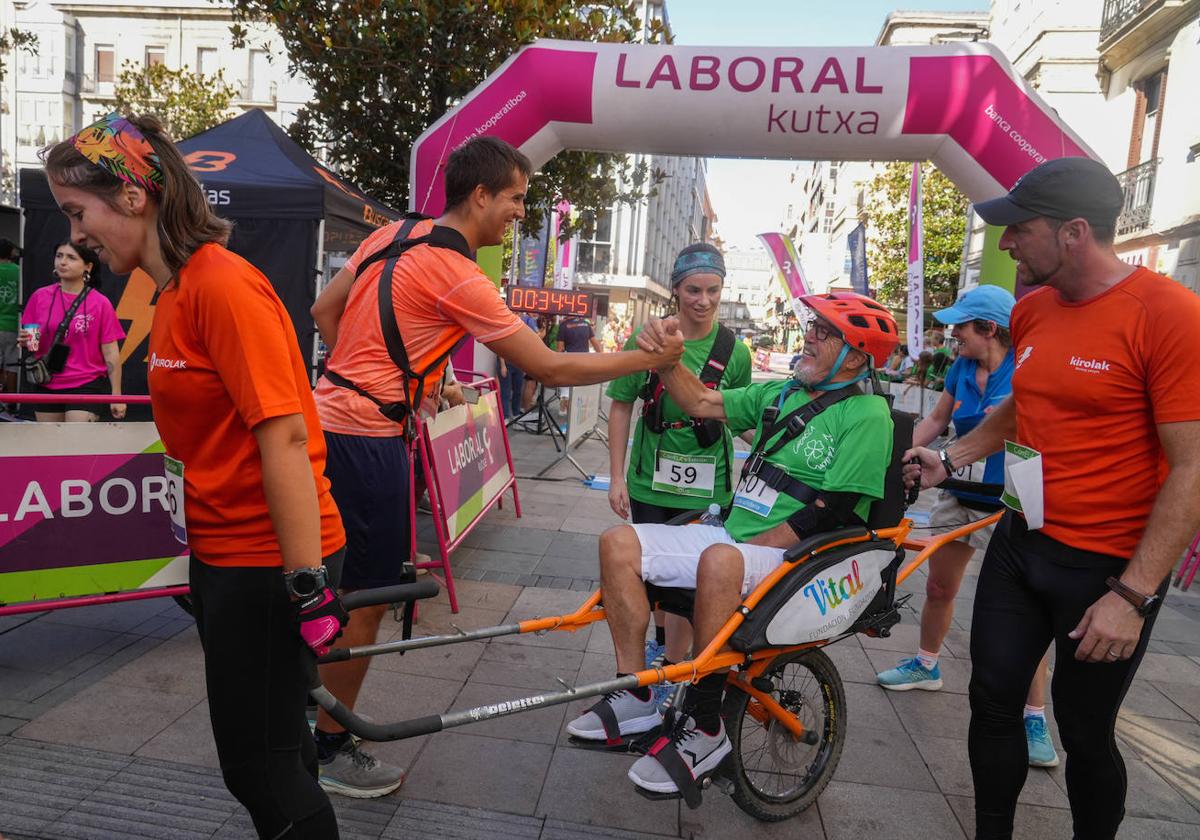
906;156;1200;840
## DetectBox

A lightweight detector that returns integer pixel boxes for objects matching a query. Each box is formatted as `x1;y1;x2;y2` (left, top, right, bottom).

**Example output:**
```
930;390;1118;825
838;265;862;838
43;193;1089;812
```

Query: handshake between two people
635;315;685;370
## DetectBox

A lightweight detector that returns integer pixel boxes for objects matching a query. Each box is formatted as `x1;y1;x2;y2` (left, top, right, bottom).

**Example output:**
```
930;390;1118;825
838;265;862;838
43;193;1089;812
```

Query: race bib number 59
651;451;716;498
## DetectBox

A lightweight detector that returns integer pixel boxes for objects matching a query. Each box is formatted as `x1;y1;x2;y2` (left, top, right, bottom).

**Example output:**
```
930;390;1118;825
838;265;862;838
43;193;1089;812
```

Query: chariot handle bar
339;581;439;612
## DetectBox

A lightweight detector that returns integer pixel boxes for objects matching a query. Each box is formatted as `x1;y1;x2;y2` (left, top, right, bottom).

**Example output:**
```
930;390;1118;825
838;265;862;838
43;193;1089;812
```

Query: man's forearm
946;395;1016;466
540;348;663;386
608;400;633;478
658;363;725;420
1123;463;1200;593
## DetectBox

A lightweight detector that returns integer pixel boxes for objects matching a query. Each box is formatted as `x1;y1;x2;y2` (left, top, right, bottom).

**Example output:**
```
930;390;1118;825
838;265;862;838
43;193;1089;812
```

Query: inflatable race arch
409;40;1096;214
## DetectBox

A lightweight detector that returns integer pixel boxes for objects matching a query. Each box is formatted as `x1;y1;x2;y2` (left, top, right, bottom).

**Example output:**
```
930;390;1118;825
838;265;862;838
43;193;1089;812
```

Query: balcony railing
1102;0;1149;41
1115;158;1159;237
237;80;278;104
79;74;116;94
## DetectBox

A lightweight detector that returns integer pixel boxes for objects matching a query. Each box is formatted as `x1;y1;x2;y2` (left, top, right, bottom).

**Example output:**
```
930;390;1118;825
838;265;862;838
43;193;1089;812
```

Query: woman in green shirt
606;243;751;676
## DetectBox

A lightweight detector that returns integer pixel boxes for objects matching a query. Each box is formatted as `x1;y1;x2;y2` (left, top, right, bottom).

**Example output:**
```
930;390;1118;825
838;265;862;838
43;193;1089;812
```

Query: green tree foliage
112;61;237;141
226;0;667;235
865;161;968;315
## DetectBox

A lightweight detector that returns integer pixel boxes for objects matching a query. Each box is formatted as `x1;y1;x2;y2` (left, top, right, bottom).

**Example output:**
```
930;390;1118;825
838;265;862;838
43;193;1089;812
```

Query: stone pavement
4;415;1200;839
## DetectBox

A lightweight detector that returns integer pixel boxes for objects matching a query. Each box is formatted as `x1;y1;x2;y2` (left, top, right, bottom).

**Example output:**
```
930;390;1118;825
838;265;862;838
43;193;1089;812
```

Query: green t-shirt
607;323;752;509
0;262;18;332
721;381;894;543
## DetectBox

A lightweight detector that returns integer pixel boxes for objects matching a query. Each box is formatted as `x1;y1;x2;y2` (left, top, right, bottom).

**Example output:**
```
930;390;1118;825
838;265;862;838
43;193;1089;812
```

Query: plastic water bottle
698;503;723;527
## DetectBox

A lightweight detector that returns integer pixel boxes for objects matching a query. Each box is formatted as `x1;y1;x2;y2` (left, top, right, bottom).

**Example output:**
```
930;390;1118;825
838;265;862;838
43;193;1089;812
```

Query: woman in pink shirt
18;241;125;421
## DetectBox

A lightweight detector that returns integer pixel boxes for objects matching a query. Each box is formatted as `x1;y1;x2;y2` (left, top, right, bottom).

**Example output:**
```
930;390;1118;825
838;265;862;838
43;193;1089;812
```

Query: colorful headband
72;113;164;193
670;244;726;287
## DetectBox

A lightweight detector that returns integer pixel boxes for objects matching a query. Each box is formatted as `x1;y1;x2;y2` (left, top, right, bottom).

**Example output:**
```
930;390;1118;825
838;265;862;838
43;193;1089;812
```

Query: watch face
290;570;319;597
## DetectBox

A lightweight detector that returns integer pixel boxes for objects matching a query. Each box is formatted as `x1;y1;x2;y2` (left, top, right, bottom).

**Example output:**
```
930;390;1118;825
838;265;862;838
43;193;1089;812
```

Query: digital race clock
505;286;594;317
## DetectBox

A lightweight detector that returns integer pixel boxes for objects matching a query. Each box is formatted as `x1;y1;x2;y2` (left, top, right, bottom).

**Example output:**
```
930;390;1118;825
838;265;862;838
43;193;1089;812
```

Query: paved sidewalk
4;418;1200;838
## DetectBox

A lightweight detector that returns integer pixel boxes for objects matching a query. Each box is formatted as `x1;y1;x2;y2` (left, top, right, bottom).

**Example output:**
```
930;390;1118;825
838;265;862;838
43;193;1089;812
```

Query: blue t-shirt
941;350;1014;503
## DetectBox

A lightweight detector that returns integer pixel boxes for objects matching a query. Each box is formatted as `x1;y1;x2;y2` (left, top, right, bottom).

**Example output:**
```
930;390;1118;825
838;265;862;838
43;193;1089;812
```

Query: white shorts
630;523;787;595
929;491;1000;551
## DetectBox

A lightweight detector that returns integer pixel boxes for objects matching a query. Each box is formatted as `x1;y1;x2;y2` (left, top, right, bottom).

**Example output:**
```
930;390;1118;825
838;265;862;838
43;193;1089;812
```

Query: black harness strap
323;216;474;435
636;325;737;491
586;697;624;746
646;733;704;808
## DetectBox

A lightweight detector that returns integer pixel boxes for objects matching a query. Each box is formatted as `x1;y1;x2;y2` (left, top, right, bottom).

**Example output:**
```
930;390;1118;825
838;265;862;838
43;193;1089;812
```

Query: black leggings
630;498;694;525
969;513;1166;840
189;554;341;839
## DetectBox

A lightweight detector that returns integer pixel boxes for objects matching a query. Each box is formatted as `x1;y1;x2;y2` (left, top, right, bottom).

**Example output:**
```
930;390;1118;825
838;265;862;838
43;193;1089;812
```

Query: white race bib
651;451;716;498
1000;441;1044;530
948;456;989;484
164;455;188;545
732;471;779;517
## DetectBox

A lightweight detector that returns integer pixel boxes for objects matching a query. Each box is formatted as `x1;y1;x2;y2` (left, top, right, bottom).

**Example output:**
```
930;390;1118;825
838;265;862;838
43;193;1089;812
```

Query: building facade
1;0;312;205
964;0;1199;293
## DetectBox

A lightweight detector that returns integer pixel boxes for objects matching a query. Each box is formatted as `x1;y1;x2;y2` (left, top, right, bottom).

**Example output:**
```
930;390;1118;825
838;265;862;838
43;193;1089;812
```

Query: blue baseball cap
933;285;1016;328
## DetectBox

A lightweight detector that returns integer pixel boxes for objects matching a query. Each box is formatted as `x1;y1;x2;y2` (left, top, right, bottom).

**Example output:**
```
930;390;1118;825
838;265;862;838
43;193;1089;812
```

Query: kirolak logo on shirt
149;352;187;370
1069;356;1111;374
1015;345;1033;369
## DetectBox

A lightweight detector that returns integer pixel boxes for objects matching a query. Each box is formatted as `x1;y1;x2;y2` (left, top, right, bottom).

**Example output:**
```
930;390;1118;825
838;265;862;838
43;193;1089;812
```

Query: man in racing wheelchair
566;291;900;795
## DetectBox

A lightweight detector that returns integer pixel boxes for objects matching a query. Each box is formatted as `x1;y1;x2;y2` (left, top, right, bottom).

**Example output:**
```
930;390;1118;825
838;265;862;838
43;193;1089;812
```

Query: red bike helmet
799;292;899;368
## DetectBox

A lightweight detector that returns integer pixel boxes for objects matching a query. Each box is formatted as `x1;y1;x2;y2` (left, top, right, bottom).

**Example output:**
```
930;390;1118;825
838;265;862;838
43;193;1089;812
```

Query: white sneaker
628;717;731;793
566;690;662;741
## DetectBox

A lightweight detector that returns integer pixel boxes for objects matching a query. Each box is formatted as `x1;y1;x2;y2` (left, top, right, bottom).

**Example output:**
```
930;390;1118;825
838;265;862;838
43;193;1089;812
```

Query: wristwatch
283;565;329;599
1105;577;1161;617
938;447;957;476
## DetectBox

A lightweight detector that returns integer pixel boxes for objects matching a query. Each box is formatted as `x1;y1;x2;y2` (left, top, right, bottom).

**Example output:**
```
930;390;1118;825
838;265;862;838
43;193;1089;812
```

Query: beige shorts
929;491;1000;551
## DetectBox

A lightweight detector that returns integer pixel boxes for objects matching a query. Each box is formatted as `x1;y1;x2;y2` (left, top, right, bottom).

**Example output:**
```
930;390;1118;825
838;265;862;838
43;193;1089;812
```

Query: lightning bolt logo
116;269;157;365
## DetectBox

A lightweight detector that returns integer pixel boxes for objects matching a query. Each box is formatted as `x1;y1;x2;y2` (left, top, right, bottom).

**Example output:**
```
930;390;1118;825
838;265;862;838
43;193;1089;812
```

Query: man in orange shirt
907;157;1200;840
308;137;684;796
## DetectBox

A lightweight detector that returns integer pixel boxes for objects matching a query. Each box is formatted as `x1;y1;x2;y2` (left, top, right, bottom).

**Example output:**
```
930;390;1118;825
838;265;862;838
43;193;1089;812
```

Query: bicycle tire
722;648;846;821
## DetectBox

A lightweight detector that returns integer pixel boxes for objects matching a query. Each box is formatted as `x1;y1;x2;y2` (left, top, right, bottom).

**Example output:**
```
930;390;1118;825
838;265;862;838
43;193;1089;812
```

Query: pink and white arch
409;40;1095;214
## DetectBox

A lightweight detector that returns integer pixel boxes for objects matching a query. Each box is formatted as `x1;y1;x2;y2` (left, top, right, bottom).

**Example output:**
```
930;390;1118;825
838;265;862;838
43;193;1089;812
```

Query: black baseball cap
974;157;1124;228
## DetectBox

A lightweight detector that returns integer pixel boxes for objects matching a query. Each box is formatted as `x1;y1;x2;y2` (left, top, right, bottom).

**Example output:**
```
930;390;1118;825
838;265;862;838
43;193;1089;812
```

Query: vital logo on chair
763;548;895;645
802;558;864;616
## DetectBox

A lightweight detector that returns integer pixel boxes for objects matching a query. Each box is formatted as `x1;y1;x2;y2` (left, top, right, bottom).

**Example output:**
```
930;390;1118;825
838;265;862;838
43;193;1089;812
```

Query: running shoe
1025;716;1060;768
627;716;731;794
318;736;406;799
566;689;662;741
644;639;665;669
876;657;943;691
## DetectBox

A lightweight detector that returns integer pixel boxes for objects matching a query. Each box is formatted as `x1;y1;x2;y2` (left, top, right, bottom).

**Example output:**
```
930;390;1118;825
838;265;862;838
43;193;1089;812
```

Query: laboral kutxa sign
423;390;515;544
410;41;1095;214
0;423;187;605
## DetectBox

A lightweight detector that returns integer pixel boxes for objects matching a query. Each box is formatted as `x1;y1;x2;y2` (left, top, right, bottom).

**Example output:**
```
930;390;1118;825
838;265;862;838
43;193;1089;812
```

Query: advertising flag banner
847;223;869;295
907;162;924;355
517;214;551;287
757;232;809;317
552;200;578;290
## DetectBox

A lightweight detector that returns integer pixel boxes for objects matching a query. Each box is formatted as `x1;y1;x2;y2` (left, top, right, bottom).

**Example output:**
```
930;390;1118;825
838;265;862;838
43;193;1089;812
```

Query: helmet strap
810;342;870;391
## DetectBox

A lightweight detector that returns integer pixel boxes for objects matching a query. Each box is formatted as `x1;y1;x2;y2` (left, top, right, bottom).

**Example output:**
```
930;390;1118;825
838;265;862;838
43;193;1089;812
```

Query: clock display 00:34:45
505;286;593;317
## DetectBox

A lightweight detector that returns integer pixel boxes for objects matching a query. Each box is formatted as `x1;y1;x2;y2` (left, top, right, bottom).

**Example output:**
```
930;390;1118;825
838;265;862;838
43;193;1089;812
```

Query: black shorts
31;374;110;414
323;431;413;591
630;498;698;525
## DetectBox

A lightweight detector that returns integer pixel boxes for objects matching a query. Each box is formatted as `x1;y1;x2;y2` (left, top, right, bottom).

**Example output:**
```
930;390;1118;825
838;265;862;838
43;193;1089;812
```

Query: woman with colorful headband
42;114;347;839
603;243;751;703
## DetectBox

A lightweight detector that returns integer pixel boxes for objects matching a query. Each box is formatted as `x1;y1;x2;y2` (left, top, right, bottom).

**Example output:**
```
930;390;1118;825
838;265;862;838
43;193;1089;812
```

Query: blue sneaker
1025;716;1059;767
644;639;665;669
876;657;943;691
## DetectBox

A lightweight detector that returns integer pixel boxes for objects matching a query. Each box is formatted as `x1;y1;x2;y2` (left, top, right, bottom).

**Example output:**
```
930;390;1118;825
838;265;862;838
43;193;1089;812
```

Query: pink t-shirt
21;284;125;389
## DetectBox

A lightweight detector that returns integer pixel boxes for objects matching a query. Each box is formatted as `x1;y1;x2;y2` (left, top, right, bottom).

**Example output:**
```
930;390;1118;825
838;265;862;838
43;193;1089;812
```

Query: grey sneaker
318;736;405;799
566;689;662;741
628;716;730;793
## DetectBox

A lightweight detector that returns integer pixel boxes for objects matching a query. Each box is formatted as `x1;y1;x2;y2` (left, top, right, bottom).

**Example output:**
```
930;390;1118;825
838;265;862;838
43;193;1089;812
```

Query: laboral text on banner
907;161;924;355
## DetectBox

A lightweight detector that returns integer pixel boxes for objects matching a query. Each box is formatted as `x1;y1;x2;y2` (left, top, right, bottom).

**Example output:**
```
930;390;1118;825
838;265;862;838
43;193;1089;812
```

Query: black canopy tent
19;109;399;405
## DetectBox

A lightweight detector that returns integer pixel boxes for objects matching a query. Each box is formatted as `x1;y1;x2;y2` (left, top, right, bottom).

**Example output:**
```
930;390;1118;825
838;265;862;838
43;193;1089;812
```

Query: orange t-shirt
1010;268;1200;558
148;243;344;567
314;219;524;437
